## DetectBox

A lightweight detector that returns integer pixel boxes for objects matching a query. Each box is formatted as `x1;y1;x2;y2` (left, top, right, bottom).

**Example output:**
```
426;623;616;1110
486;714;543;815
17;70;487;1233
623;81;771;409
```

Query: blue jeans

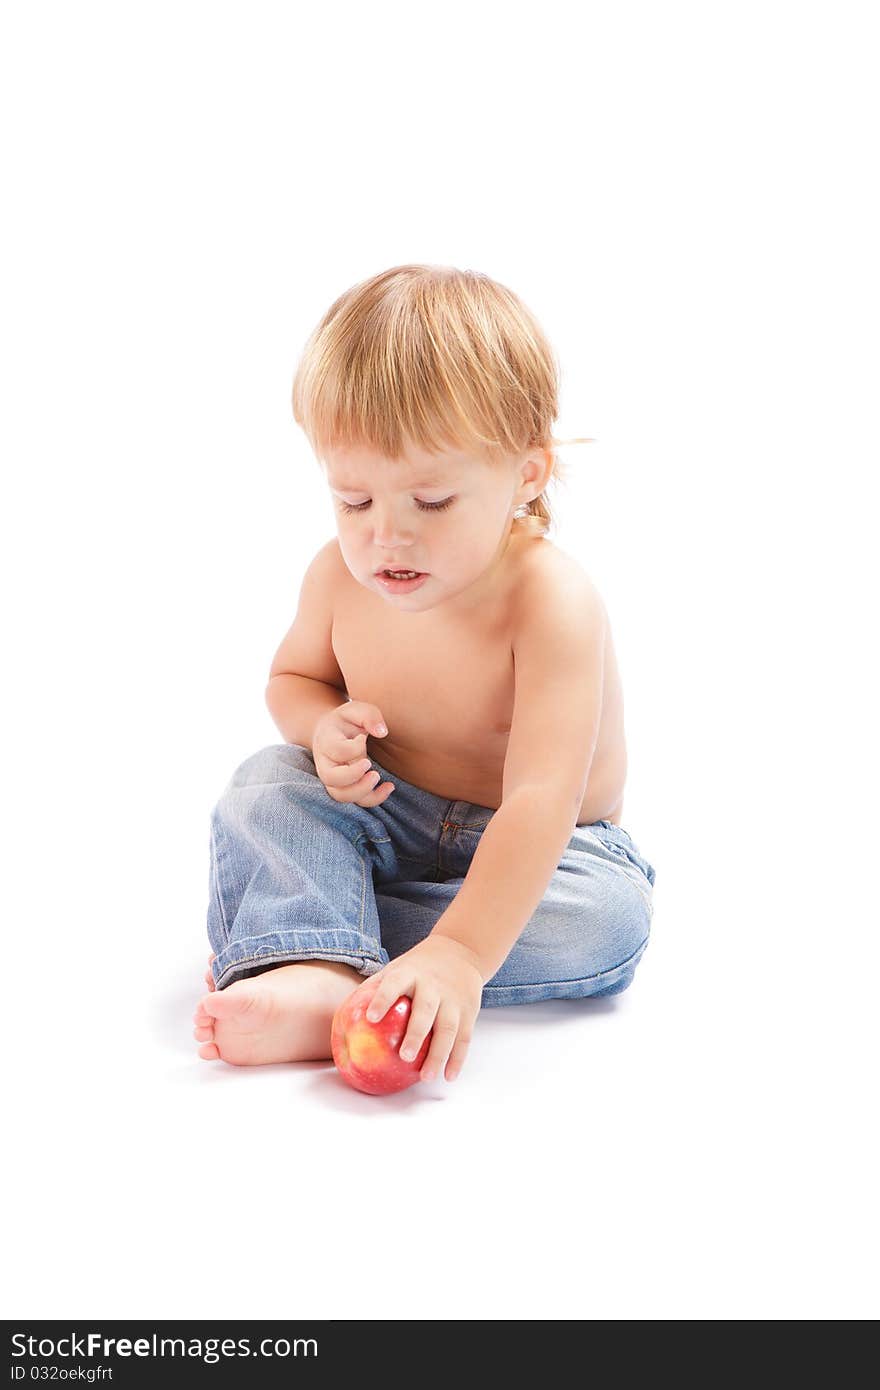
206;744;657;1008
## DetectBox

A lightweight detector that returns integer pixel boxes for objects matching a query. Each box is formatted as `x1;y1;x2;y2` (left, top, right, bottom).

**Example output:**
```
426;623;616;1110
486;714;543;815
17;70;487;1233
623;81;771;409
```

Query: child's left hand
360;935;484;1083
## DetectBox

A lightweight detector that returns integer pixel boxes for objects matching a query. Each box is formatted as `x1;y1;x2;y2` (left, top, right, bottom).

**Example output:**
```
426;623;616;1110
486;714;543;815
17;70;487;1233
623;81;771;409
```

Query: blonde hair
291;264;593;537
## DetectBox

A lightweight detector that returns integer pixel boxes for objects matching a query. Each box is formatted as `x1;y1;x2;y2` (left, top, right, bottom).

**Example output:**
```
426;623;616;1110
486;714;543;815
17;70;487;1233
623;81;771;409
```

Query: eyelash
337;498;454;514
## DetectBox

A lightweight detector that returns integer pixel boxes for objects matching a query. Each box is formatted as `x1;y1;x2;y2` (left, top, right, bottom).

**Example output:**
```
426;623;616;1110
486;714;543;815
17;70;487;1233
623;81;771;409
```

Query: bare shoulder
319;535;346;578
267;538;348;686
316;537;352;604
511;539;607;635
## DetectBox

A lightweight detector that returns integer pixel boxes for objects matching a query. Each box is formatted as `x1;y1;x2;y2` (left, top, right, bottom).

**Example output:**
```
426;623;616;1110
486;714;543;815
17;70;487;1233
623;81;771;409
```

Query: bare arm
431;788;578;979
264;540;349;751
433;562;606;980
265;674;349;751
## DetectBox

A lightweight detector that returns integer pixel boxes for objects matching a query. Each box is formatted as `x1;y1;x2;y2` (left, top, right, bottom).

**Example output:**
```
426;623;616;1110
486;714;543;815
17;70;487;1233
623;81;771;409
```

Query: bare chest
329;543;627;826
332;590;516;807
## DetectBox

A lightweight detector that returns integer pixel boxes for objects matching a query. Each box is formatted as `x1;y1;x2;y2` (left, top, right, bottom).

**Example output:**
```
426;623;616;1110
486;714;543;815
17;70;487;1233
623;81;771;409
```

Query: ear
517;447;554;505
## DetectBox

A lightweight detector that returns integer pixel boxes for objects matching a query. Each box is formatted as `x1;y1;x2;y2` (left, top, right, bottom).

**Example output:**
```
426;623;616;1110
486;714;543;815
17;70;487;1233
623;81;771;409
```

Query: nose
370;504;414;549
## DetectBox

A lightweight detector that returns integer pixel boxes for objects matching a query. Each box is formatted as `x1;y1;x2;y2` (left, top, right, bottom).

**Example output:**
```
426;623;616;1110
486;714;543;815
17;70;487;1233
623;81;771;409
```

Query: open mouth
375;569;429;592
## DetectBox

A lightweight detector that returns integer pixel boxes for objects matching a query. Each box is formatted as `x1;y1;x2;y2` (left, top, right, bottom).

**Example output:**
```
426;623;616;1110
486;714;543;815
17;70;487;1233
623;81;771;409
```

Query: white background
3;0;877;1321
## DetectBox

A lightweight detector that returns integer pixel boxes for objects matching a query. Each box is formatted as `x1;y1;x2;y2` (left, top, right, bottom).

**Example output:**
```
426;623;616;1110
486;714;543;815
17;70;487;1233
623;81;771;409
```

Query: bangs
292;264;593;533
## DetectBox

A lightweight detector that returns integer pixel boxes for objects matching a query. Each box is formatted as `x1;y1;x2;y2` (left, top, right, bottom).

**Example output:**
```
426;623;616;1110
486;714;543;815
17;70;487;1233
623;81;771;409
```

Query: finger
417;1010;459;1080
349;769;384;798
324;763;383;796
342;708;388;740
339;730;371;756
444;1031;472;1083
399;998;443;1065
327;723;366;763
341;731;370;760
323;758;375;788
327;777;394;807
354;779;395;806
364;977;400;1024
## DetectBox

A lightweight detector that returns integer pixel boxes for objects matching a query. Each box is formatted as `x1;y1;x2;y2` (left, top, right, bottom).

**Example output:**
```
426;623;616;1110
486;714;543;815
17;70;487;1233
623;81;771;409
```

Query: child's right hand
312;702;395;807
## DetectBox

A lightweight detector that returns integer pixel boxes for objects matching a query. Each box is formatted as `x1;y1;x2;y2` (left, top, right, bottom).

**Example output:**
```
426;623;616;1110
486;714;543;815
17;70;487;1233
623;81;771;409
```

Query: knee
522;870;652;981
212;744;317;826
594;873;652;972
228;743;314;790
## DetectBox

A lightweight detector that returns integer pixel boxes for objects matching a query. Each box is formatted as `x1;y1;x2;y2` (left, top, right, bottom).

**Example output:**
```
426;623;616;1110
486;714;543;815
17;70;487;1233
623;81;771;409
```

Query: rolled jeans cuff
212;928;387;991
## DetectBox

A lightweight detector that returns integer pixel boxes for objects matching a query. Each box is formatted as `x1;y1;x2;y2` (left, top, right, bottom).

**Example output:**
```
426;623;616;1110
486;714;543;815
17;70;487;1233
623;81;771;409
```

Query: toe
198;1042;220;1060
204;970;216;991
199;982;262;1021
193;1026;214;1043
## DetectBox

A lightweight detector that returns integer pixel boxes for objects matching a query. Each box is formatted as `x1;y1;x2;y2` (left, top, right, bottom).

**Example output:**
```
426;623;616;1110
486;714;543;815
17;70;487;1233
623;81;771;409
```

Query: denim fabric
206;744;657;1008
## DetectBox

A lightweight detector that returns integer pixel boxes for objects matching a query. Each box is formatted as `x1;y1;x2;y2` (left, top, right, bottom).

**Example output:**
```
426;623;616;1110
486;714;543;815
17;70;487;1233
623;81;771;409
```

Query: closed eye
337;497;455;514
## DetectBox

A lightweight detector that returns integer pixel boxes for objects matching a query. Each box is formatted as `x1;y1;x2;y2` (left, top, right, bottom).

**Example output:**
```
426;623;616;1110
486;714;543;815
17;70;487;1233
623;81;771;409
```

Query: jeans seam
348;834;371;935
353;831;391;847
483;935;650;994
435;816;448;881
594;838;654;902
392;852;442;876
358;838;367;935
215;948;383;990
210;821;231;948
436;804;490;878
351;831;398;929
632;881;653;909
591;828;655;885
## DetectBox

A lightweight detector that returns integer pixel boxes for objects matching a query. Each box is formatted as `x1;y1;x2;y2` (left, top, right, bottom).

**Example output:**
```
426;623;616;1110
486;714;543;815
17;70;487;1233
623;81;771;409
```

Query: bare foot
192;960;364;1066
204;953;216;991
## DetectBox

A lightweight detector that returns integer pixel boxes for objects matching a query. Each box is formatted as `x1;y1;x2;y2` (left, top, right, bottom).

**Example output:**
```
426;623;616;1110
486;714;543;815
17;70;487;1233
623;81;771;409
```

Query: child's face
322;440;540;613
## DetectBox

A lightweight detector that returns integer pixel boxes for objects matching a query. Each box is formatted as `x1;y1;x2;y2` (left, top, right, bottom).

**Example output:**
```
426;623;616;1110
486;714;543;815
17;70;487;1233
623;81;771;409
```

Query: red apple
331;974;431;1095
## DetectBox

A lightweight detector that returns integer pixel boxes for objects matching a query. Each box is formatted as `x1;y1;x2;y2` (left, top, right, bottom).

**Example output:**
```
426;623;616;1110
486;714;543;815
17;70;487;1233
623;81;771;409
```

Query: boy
193;264;656;1083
